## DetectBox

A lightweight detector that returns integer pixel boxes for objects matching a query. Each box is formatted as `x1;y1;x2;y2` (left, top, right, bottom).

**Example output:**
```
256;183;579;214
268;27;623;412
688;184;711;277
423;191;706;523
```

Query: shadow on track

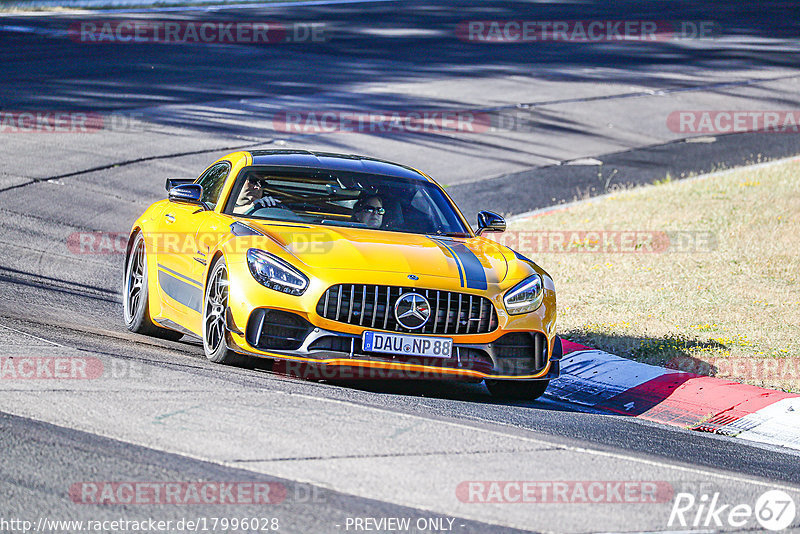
1;0;799;139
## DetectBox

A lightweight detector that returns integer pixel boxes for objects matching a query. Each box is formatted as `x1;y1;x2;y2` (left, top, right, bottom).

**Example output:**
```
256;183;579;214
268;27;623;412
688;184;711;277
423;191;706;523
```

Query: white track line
0;322;64;347
283;389;800;492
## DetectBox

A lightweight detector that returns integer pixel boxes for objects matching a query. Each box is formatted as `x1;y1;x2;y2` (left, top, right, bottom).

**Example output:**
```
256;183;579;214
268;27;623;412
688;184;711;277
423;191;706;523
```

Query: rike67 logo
669;490;796;531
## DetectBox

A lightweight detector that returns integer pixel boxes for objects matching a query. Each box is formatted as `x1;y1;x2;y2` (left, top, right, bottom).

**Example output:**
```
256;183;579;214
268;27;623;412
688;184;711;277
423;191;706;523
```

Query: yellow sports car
123;150;561;399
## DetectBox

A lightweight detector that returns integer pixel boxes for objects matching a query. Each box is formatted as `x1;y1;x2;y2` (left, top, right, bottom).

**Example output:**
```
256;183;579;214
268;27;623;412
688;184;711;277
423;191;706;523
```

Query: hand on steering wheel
245;195;279;214
253;195;279;208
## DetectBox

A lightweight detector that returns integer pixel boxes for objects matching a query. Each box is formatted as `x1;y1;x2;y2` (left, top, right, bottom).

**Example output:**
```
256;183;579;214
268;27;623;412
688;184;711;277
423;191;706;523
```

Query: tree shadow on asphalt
309;378;581;411
2;0;799;145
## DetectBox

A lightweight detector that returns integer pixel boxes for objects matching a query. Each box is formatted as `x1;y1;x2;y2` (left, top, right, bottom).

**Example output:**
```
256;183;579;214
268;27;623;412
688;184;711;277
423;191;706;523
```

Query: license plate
362;331;453;358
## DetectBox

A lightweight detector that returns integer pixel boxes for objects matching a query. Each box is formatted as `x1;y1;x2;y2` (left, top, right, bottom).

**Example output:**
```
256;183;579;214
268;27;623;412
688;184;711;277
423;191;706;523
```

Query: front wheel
485;379;549;400
123;232;183;341
202;256;252;367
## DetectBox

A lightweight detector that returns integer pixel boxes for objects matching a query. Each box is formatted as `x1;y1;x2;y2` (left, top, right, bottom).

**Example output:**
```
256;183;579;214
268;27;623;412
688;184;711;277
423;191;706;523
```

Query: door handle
165;213;175;223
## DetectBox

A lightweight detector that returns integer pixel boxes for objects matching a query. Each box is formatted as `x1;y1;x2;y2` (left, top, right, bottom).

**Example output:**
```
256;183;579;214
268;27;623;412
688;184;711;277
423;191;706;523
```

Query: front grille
246;309;313;350
316;284;498;335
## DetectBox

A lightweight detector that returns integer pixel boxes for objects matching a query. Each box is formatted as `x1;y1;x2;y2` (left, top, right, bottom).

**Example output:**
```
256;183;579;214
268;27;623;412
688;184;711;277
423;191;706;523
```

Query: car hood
248;222;511;286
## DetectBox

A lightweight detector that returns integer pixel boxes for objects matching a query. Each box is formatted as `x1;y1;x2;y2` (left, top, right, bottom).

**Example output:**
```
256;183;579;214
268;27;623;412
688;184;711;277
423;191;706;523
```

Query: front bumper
225;307;561;381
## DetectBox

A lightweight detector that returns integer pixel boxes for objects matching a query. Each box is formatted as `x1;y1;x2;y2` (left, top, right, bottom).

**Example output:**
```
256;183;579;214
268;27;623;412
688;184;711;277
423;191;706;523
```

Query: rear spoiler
165;178;195;192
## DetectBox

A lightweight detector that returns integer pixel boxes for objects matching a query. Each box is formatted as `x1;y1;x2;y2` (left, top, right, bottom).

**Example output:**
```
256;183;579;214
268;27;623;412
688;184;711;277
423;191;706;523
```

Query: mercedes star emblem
394;293;431;330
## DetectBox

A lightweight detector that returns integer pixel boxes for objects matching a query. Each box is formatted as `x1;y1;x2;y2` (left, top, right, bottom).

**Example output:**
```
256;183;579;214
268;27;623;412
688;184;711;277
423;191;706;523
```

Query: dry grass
504;157;800;392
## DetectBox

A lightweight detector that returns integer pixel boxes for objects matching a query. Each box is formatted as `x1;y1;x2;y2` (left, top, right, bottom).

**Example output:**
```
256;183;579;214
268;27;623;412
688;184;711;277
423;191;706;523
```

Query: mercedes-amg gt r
123;150;561;399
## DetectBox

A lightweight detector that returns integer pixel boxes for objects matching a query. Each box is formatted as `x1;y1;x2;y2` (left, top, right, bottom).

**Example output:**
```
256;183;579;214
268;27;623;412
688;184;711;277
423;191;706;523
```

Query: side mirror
165;178;194;192
476;210;506;236
168;184;204;206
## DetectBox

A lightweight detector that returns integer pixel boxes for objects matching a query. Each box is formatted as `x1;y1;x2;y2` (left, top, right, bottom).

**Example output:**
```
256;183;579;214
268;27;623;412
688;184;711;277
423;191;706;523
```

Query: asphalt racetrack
1;1;800;532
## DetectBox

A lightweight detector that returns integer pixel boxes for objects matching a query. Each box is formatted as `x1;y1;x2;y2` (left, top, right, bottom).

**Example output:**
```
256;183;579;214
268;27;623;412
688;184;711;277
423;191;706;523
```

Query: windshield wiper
430;231;471;238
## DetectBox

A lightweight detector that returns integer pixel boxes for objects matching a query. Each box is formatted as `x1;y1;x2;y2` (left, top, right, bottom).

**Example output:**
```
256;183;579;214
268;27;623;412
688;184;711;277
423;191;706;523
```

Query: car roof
247;150;430;182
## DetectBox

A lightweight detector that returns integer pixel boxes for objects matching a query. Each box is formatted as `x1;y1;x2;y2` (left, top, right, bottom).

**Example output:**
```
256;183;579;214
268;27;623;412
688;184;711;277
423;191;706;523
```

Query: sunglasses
359;206;385;215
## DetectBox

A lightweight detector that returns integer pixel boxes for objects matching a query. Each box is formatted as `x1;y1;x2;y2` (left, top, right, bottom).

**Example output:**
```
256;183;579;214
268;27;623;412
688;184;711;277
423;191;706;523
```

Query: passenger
352;195;385;228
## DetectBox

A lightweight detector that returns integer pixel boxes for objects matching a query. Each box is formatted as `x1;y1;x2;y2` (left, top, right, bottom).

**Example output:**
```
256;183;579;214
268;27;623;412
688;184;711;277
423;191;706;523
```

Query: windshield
223;167;471;237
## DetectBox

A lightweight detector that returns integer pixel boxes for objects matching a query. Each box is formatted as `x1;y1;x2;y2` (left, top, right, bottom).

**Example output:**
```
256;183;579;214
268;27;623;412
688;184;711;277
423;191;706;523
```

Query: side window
195;162;230;209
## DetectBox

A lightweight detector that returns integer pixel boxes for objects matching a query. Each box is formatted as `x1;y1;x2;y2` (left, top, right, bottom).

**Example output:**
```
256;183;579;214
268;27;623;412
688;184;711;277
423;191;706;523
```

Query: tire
202;255;253;367
485;379;549;401
123;232;183;341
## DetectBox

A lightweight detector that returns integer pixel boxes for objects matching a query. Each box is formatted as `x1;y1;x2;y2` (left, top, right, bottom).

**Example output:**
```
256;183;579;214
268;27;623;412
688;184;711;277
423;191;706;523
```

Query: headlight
504;274;544;314
246;249;309;296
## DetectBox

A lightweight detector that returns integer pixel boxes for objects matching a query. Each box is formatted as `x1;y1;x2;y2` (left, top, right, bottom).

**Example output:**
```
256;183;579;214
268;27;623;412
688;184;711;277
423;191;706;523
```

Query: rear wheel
202;255;252;367
123;232;183;341
485;379;549;400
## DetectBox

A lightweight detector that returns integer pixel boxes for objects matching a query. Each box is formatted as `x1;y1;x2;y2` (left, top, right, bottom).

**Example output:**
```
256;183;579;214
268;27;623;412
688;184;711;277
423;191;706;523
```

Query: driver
352;195;385;228
233;175;279;213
